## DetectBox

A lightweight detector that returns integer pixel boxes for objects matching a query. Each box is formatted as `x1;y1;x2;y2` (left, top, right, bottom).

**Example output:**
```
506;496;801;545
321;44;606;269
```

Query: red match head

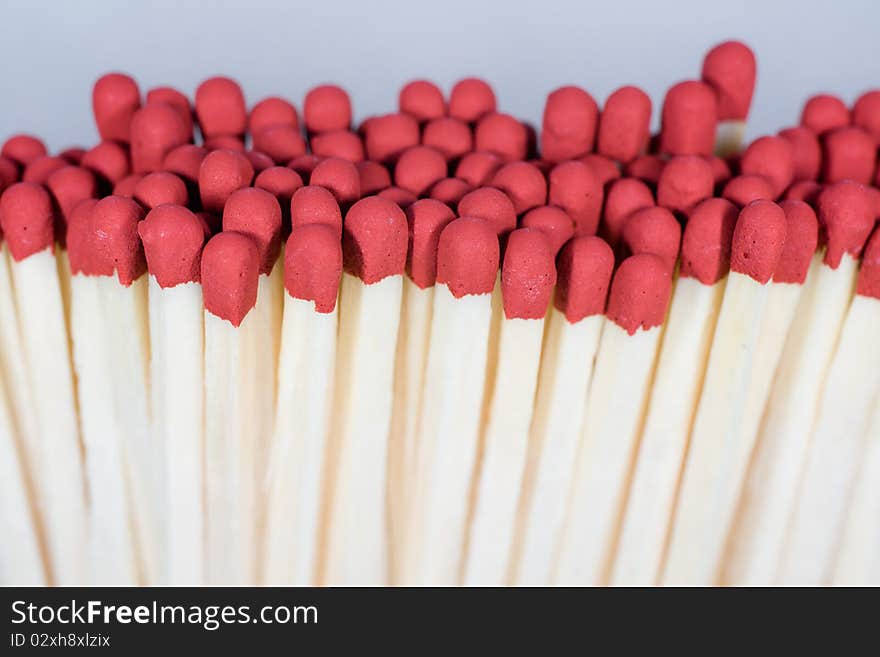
405;198;456;288
254;166;304;215
138;204;205;288
132;171;188;210
222;187;282;275
422;117;473;161
65;198;99;274
428;177;473;207
540;85;599;162
342;195;408;283
201;231;260;326
449;78;497;123
597;86;652;163
548;160;603;236
455;150;503;187
394;146;448;197
252;124;307;164
601;177;655;246
378;186;418;210
310;157;361;206
310;130;365;162
800;94;850;135
475;113;528;162
816;180;876;268
287;154;322;182
81;141;131;186
722;174;775;207
0;182;55;260
856;226;880;299
660;80;718;157
773;200;819;284
778;126;821;182
624;154;666;186
621;206;681;271
656;155;714;214
520;205;575;256
456;186;517;237
304;85;352;133
739;135;795;198
606;253;672;334
198;149;254;214
554;235;614;323
701;40;756;120
162;144;208;183
399;80;446;122
248;96;299;135
46;166;98;235
356;160;392;195
245;150;274;173
130;103;190;173
490;161;547;214
92;73;141;143
1;134;47;168
501;227;557;319
146;86;193;138
364;113;420;164
22;156;67;185
290;185;342;238
112;174;143;198
204;135;245;152
821;126;876;184
89;195;148;285
784;180;822;205
195;77;247;138
852;90;880;144
580;153;621;186
730;200;787;284
705;155;732;187
284;223;343;313
680;197;738;285
435;217;500;298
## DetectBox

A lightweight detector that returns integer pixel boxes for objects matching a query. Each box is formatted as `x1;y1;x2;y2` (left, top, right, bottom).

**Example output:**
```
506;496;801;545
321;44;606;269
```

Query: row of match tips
0;40;879;333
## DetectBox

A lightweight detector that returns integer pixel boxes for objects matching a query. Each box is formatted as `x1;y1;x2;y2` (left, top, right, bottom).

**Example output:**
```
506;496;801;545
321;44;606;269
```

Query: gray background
2;0;877;152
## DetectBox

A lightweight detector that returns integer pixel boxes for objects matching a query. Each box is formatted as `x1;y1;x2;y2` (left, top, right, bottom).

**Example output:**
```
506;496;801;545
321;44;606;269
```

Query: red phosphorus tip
490;161;547;214
133;171;188;209
130;103;190;173
204;135;245;152
406;198;456;288
601;177;655;246
706;155;733;187
255;166;304;212
248;97;299;135
81;141;131;186
304;85;352;133
554;235;614;323
729;199;787;284
501;227;557;319
606;253;672;334
822;126;876;184
113;174;143;198
0;182;55;260
290;185;343;238
436;217;500;298
475;113;528;162
773;200;819;284
785;180;822;204
597;86;652;163
856;226;880;299
429;177;473;207
92;73;140;143
378;186;418;210
778;126;821;182
198;149;255;214
422;117;473;161
309;157;361;206
342;195;408;283
739;135;795;197
288;154;322;182
660;80;718;157
853;90;880;144
457;186;517;237
455;151;503;187
2;134;48;167
540;86;599;162
65;198;99;273
146;86;193;138
800;94;850;135
356;160;391;195
222;187;282;275
624;154;666;186
722;174;775;207
520;205;575;256
449;78;497;123
816;180;876;268
399;80;446;122
548;160;603;236
243;151;272;174
701;40;757;121
580;153;622;186
310;130;365;162
201;231;260;326
364;113;421;164
656;155;714;214
163;144;208;183
394;146;447;197
87;195;148;285
252;124;307;164
137;204;205;288
284;223;343;312
22;156;67;185
621;206;682;271
0;156;18;190
194;77;247;138
46;166;97;232
680;197;738;285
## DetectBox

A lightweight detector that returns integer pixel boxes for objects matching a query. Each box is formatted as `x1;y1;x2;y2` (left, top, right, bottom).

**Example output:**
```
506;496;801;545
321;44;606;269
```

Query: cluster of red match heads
0;40;879;332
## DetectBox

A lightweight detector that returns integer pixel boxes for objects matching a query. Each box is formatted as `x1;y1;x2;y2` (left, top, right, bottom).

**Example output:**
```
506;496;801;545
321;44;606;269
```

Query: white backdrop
1;0;877;151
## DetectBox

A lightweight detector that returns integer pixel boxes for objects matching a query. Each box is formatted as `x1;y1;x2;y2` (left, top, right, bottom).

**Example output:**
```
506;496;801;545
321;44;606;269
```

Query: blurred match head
548;160;603;236
449;78;497;123
113;174;143;197
501;227;557;320
436;217;500;298
554;235;614;323
399;80;446;122
520;205;575;257
621;206;681;271
816;180;876;268
606;253;672;334
856;226;880;299
195;77;247;138
601;177;655;245
304;85;352;133
130;103;190;173
778;127;821;182
356;160;391;195
680;197;738;285
88;195;148;285
0;182;56;260
422;117;473;161
475;113;528;162
23;156;70;185
92;73;141;143
821;126;876;184
138;204;206;288
288;154;322;182
722;174;775;207
221;187;283;274
248;96;299;135
624;154;666;186
852;89;880;144
657;155;714;214
541;85;599;162
597;86;652;163
146;86;193;137
162;144;208;183
204;135;244;151
310;130;365;162
739;135;795;198
456;186;517;237
773;200;819;284
252;124;307;164
364;113;420;164
310;157;361;205
455;151;503;186
784;180;822;205
429;177;473;207
490;161;547;214
730;199;787;284
201;231;260;326
342;195;408;283
290;185;343;238
198;149;255;214
46;166;98;235
254;166;304;211
660;80;718;157
81;141;131;186
580;153;621;187
394;146;448;196
284;223;343;313
133;172;188;210
1;134;47;168
245;150;274;173
378;186;418;209
701;40;757;121
405;198;456;288
800;94;850;135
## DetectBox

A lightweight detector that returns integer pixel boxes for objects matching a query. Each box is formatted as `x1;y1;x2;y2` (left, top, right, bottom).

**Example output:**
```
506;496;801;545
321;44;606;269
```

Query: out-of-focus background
2;0;876;150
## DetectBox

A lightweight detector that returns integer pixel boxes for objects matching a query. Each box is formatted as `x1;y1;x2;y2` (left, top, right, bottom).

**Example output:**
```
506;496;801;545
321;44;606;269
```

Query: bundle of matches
1;39;879;588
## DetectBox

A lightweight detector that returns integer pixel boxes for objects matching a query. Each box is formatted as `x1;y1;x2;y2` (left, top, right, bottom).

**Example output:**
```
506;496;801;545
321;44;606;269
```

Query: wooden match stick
701;41;756;157
463;228;557;586
512;235;613;586
322;195;407;586
662;200;787;585
0;182;88;585
611;197;737;585
402;217;499;585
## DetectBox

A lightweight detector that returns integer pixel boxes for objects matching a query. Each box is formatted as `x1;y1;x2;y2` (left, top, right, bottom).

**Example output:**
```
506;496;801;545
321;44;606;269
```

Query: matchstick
725;182;875;585
463;228;556;586
322;196;407;586
401;217;499;585
512;235;614;586
778;226;880;585
662;200;787;586
0;182;88;585
263;223;342;585
137;204;207;585
611;197;737;585
701;41;756;157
